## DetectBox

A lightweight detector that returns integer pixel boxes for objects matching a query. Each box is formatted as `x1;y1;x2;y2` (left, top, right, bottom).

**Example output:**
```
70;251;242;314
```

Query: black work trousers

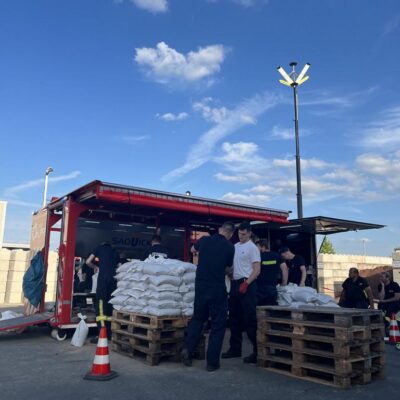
339;299;369;309
186;284;228;367
257;285;278;306
228;279;257;355
95;283;115;340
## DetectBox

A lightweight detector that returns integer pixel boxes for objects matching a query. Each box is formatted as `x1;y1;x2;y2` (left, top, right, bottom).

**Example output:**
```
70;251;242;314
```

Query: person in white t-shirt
222;222;261;364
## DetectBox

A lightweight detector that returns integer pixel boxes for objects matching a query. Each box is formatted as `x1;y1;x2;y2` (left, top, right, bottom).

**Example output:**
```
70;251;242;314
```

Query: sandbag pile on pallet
110;256;196;317
277;284;338;308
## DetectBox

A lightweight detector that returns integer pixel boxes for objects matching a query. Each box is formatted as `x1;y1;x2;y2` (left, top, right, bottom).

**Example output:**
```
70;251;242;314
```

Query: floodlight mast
277;62;311;219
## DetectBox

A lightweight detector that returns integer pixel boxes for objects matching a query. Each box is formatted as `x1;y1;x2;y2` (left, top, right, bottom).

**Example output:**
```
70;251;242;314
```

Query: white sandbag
179;282;195;293
0;310;23;321
117;280;131;289
71;313;89;347
142;263;185;277
181;262;197;272
148;299;180;309
145;307;181;316
314;294;336;305
121;304;145;313
113;304;123;311
109;295;130;305
127;282;148;291
111;287;126;296
182;271;196;284
148;283;179;292
292;288;318;303
182;307;193;316
183;292;195;303
126;297;147;307
124;289;145;298
126;272;147;282
147;291;182;302
148;275;182;287
115;271;129;281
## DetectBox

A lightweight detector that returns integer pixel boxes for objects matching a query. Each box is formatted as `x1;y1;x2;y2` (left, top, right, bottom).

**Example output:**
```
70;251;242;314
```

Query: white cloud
157;112;189;122
4;171;81;198
130;0;168;13
162;92;280;181
221;192;271;206
120;135;151;142
359;106;400;148
272;158;333;170
208;0;268;7
269;125;293;140
214;172;262;183
135;42;227;85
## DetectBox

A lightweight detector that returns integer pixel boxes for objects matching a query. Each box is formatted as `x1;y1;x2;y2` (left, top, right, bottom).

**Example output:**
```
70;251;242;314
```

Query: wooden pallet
258;338;385;359
113;331;183;354
113;310;189;329
112;339;181;366
257;324;373;343
257;358;373;389
256;306;385;388
257;306;383;328
112;320;186;341
257;346;384;375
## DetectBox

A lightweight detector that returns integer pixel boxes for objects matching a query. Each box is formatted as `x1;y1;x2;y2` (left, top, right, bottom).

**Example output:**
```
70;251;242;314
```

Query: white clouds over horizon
157;112;189;122
162;91;281;181
135;42;228;85
359;106;400;148
130;0;168;13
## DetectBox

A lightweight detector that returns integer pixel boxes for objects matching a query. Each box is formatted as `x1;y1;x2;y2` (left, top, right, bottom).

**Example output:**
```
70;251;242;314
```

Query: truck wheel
51;328;67;341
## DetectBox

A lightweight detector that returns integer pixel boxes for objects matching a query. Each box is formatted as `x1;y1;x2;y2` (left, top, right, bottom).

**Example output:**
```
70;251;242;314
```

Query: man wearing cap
222;222;261;364
280;247;307;287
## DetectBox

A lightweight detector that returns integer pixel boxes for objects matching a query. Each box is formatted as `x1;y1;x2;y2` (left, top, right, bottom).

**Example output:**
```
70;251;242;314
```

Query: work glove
239;281;249;294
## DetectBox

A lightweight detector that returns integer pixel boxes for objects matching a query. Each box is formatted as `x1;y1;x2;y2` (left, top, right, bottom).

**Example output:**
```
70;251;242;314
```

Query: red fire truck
0;180;383;339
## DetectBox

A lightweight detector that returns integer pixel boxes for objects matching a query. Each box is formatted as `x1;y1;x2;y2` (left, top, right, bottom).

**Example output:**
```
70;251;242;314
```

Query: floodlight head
45;167;54;175
296;63;311;83
277;66;294;85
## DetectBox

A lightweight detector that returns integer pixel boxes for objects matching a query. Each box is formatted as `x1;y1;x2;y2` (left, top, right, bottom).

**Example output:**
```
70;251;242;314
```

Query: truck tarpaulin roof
48;180;290;224
279;216;384;235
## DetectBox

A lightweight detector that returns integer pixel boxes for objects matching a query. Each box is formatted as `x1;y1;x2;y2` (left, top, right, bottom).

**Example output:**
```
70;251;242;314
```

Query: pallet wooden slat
256;305;385;389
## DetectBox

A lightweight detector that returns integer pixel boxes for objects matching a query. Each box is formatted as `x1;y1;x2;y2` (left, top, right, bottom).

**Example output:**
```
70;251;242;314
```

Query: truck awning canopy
280;216;384;235
48;180;290;224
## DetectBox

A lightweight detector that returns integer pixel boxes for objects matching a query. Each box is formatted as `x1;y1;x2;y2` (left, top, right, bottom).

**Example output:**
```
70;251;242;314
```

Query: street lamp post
42;167;54;208
277;62;310;219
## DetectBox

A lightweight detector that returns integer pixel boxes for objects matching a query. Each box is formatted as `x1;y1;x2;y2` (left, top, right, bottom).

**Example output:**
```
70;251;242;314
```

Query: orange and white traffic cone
84;326;118;381
388;314;400;345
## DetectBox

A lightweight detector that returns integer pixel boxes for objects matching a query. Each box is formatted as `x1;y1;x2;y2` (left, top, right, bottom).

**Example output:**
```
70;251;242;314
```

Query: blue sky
1;0;399;256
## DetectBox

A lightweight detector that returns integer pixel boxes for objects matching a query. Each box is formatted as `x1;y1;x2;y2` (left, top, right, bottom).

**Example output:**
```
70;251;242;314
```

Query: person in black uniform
339;268;374;309
86;242;120;340
377;272;400;316
280;246;307;286
181;222;235;372
256;240;288;305
145;234;168;258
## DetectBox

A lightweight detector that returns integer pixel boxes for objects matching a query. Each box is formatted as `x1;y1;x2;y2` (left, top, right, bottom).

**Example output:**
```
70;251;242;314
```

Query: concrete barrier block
5;291;24;304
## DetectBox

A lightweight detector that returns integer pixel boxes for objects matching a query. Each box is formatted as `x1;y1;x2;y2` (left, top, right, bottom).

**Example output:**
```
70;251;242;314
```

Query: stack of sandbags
110;256;196;317
277;284;338;308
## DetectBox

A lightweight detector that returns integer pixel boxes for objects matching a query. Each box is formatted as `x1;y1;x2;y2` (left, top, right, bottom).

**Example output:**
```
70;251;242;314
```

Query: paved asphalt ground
0;324;399;400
